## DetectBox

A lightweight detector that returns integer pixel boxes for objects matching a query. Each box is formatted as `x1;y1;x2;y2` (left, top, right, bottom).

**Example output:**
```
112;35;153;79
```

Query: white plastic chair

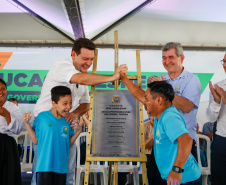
196;134;211;185
111;162;140;185
15;131;33;172
75;132;108;185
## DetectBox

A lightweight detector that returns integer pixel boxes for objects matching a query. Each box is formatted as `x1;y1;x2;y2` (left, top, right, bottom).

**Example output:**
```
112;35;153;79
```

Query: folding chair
15;131;33;172
196;134;211;185
75;132;108;185
111;162;140;185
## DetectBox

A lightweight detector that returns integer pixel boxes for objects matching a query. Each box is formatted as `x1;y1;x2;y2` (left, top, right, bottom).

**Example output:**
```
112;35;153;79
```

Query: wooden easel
84;31;147;185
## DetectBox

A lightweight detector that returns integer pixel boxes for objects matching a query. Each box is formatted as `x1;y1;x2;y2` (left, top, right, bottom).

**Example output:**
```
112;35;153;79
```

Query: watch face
175;167;179;172
173;166;183;173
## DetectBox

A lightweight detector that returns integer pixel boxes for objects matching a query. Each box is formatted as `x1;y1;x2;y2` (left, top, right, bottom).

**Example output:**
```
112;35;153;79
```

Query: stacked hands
23;111;82;133
114;64;128;80
209;81;226;105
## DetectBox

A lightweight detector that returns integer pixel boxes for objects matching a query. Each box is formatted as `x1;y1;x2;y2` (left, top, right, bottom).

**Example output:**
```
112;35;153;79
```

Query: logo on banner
112;95;120;103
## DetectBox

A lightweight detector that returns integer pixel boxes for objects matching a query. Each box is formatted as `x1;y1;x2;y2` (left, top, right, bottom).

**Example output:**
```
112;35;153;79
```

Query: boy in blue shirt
23;86;82;185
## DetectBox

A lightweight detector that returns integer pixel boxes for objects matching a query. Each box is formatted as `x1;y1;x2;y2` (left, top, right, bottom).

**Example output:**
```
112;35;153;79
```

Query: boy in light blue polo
23;86;82;185
144;81;201;185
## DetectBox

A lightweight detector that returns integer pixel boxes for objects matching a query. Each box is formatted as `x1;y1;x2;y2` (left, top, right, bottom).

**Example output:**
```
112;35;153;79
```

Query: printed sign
92;90;140;157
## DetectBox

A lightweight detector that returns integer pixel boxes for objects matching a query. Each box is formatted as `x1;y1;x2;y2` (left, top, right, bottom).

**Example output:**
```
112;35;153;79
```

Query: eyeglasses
220;59;226;65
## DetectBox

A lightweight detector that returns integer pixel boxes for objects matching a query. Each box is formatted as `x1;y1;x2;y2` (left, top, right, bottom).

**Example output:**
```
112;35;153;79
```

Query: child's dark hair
72;38;96;55
51;86;71;103
0;79;7;89
147;81;174;102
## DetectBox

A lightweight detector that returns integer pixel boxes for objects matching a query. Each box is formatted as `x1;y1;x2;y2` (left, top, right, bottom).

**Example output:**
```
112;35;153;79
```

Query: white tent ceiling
1;0;226;48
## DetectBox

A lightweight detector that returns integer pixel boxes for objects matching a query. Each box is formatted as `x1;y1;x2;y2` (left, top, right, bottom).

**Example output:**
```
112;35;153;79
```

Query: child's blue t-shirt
154;106;201;183
32;110;74;173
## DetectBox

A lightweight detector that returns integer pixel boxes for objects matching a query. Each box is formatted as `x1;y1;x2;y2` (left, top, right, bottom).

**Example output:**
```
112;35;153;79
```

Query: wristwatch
172;166;184;173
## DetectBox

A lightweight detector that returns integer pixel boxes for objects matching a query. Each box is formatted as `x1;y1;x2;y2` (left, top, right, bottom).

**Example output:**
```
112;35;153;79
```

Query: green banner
0;70;213;103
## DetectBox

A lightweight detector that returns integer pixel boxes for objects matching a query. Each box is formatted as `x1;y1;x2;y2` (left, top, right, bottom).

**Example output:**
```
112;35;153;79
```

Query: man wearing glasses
206;53;226;185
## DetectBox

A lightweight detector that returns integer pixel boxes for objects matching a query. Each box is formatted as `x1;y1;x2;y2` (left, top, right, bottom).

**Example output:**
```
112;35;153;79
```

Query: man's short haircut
162;42;184;57
51;86;71;103
147;81;174;102
72;38;96;55
8;98;18;103
0;78;7;89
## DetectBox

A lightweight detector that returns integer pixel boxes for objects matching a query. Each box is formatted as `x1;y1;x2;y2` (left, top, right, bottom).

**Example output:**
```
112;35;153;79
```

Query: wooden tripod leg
84;161;90;185
113;162;118;185
142;162;148;185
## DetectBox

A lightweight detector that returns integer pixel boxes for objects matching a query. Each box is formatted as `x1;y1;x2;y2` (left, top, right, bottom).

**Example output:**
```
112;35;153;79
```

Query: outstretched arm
167;133;193;185
23;111;38;145
70;64;128;85
120;72;145;103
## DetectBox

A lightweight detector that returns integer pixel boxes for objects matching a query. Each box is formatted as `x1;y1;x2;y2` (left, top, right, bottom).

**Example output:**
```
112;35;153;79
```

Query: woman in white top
0;78;23;185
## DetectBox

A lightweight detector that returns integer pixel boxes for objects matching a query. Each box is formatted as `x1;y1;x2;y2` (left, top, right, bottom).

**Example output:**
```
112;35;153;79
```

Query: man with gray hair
149;42;202;160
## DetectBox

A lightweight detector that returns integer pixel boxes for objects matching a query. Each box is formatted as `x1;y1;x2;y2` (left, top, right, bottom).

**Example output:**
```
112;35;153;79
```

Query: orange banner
0;52;13;69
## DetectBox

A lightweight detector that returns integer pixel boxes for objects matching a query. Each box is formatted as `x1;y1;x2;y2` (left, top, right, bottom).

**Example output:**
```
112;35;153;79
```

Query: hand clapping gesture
71;119;82;133
214;83;226;105
23;111;32;124
148;75;165;83
209;81;226;105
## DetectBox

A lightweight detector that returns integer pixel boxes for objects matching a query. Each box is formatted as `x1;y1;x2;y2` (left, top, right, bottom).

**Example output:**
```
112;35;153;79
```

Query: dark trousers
80;141;86;165
211;135;226;185
0;133;22;185
148;151;167;185
148;144;200;185
191;140;198;162
181;176;202;185
37;172;66;185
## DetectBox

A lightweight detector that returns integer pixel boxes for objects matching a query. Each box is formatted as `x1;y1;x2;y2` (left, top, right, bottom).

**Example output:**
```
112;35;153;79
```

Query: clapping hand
71;119;82;133
214;83;226;105
23;111;32;124
209;81;221;104
148;75;165;83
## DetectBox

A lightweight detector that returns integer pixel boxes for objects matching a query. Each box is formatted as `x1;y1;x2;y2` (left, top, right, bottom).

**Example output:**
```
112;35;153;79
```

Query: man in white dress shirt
31;38;128;185
206;53;226;185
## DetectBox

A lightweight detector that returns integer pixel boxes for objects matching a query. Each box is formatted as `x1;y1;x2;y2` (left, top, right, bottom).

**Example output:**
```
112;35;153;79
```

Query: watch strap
172;166;184;173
